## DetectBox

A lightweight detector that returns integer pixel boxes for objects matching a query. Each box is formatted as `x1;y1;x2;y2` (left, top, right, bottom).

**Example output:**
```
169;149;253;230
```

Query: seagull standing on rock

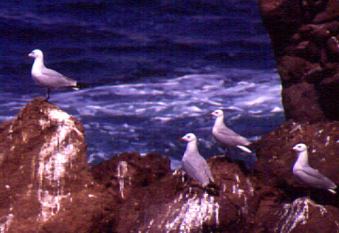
292;143;337;194
180;133;214;187
28;49;80;100
211;109;252;154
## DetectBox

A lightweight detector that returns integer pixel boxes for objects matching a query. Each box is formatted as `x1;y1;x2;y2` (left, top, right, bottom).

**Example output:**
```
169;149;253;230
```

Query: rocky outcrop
256;121;338;192
259;0;339;122
0;98;267;232
254;120;339;233
0;98;110;232
0;99;338;232
91;154;262;233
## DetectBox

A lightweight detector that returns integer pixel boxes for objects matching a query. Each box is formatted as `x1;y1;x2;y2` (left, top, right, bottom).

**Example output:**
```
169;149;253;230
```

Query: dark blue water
0;1;284;164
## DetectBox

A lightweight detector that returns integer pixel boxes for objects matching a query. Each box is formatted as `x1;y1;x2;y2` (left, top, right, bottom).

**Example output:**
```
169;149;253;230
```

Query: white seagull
211;109;252;153
181;133;214;187
292;143;337;194
28;49;79;99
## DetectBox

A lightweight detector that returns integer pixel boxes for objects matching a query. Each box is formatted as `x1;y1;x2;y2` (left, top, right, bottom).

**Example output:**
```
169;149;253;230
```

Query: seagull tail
74;82;90;90
236;145;252;154
328;185;337;194
328;188;336;194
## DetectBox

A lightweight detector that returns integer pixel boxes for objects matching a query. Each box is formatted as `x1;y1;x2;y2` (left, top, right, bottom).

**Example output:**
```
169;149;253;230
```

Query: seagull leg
45;88;50;101
306;190;311;200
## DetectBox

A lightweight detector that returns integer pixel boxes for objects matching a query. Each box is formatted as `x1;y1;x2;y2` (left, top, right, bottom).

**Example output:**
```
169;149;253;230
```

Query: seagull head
293;143;307;153
181;133;197;143
211;109;224;118
28;49;43;59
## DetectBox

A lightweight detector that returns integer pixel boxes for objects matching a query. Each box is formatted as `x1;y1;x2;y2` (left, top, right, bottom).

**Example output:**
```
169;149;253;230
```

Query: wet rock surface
259;0;339;122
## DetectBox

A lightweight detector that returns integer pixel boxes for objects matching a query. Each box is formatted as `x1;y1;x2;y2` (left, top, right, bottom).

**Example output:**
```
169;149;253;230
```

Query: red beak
178;137;186;142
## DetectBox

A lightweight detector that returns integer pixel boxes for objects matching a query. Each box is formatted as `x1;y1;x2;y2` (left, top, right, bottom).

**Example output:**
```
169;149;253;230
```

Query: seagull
180;133;214;187
292;143;337;194
28;49;79;100
211;109;252;153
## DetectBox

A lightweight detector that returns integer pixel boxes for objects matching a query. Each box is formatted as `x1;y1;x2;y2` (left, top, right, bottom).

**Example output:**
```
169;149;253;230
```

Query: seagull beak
178;137;186;142
211;112;217;117
28;52;34;58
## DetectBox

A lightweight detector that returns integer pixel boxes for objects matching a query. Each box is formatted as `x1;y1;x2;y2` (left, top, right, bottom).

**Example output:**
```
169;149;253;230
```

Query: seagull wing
214;126;251;147
182;153;212;186
41;67;77;88
295;166;336;189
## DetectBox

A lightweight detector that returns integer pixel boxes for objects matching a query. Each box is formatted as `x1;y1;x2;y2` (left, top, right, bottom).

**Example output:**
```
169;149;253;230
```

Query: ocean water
0;1;284;163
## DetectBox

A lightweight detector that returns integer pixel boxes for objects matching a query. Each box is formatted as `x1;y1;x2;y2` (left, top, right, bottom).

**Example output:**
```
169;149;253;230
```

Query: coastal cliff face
0;99;338;232
259;0;339;122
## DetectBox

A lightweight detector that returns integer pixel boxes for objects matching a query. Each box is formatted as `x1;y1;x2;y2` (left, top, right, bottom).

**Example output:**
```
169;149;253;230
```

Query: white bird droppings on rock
117;161;129;199
37;108;82;222
274;197;328;233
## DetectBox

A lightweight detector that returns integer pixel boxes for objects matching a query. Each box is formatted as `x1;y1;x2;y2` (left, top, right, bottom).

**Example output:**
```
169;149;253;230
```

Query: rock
0;99;338;232
253;120;339;232
259;0;339;121
91;154;263;233
254;197;339;233
313;0;339;23
327;36;339;60
0;99;266;232
281;82;325;122
255;120;339;199
0;98;110;232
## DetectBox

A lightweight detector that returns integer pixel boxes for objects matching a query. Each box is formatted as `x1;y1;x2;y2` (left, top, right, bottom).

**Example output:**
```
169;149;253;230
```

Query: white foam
1;68;283;158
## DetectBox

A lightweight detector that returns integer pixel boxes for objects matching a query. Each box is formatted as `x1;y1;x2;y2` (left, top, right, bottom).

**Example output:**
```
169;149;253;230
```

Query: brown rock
259;0;339;121
0;98;110;233
255;121;339;196
299;24;331;42
282;82;326;122
277;56;319;84
313;0;339;23
91;154;263;233
0;99;338;232
256;197;339;233
319;72;339;119
327;36;339;61
258;0;303;56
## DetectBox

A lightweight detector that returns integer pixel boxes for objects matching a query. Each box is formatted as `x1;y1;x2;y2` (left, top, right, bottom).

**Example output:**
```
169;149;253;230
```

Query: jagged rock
91;154;262;233
281;82;325;121
0;99;338;232
253;121;339;233
254;197;339;233
259;0;339;121
255;121;338;201
0;99;266;233
313;0;339;23
0;98;110;233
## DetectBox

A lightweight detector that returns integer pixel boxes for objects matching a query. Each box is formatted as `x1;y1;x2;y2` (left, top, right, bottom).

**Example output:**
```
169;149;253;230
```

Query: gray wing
41;67;77;88
295;166;336;189
182;154;213;186
214;126;251;147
